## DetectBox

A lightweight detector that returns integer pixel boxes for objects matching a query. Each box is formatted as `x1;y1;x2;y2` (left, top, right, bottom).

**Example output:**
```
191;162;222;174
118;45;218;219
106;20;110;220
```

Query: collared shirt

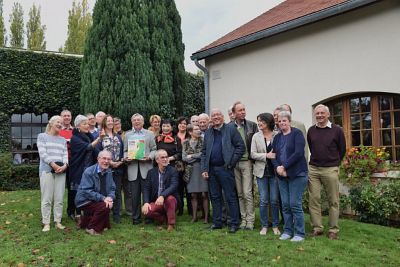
316;120;332;129
132;128;145;135
158;169;166;197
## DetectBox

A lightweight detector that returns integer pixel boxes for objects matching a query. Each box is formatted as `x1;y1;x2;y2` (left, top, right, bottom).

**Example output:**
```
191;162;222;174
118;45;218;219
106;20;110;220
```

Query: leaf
296;247;305;252
17;263;26;267
0;203;5;206
32;249;40;255
37;256;45;261
107;240;116;244
166;262;176;267
5;220;11;225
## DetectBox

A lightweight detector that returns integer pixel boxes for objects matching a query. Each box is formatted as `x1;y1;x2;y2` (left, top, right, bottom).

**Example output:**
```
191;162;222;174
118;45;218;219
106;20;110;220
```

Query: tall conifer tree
0;0;6;46
81;0;185;125
26;4;46;50
63;0;92;54
9;2;24;48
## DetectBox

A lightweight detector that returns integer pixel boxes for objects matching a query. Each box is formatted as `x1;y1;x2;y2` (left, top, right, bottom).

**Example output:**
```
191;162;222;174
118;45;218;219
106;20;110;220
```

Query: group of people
37;101;346;241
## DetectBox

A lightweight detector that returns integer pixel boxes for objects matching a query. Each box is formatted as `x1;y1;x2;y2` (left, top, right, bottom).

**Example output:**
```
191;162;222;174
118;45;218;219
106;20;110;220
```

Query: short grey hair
98;150;112;159
74;114;88;128
314;104;330;114
95;111;105;118
198;113;209;120
131;113;144;121
278;111;292;122
155;149;168;160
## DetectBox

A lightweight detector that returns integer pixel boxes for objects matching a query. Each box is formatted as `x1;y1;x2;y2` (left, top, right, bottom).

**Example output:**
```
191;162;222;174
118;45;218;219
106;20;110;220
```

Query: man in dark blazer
201;108;245;233
142;149;179;231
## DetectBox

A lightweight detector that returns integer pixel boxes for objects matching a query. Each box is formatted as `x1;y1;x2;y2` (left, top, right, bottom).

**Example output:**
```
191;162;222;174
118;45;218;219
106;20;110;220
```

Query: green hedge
0;153;39;191
0;112;11;152
0;48;82;119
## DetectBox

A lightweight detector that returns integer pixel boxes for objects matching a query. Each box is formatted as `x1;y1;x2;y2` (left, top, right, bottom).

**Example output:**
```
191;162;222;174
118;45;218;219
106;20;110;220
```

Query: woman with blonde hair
148;114;161;137
37;115;69;232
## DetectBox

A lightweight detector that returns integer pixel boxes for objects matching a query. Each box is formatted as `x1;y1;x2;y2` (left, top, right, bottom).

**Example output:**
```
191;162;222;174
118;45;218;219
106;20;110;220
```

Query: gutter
191;0;379;60
194;59;210;114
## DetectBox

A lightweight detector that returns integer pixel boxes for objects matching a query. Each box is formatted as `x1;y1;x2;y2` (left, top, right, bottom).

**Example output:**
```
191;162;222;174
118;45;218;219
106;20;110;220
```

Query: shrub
339;146;389;185
0;153;13;186
348;181;400;226
0;160;39;191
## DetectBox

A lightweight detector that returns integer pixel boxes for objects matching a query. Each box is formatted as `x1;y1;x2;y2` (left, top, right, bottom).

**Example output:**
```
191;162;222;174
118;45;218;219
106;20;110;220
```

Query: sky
2;0;284;73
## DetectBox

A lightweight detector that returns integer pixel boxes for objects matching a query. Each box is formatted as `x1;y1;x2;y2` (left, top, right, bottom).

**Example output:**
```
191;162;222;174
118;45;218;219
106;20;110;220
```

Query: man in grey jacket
124;113;157;225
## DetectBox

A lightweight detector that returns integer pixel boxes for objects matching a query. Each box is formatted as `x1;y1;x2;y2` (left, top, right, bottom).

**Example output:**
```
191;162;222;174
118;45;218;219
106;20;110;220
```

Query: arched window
11;113;48;164
325;93;400;161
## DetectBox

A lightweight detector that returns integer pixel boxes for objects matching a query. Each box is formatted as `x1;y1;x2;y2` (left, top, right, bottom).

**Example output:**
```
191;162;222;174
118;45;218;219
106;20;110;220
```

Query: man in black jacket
142;149;179;231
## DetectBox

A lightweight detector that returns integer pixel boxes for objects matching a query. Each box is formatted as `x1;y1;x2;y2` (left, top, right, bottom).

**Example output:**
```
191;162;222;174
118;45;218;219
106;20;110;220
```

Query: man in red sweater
307;104;346;240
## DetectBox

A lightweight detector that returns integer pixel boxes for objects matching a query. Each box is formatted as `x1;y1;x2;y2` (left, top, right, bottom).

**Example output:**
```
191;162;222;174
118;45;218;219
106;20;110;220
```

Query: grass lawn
1;190;399;267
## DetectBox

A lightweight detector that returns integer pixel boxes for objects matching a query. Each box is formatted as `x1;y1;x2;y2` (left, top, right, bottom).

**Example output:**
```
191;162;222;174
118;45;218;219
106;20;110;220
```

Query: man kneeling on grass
142;149;180;231
75;150;116;235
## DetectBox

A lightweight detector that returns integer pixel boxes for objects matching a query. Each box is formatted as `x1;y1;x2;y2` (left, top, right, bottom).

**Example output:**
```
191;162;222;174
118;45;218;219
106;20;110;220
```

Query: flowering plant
339;146;390;185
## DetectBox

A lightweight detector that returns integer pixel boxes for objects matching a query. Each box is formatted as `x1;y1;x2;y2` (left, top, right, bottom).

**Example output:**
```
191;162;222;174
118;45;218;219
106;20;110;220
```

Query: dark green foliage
348;181;400;226
182;72;204;117
81;0;186;127
0;112;11;152
0;49;81;118
0;152;12;183
0;163;39;191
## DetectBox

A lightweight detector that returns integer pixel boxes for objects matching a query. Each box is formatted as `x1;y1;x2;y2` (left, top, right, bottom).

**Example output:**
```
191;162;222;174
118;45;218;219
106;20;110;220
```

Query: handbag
50;161;64;173
175;160;185;172
183;164;193;183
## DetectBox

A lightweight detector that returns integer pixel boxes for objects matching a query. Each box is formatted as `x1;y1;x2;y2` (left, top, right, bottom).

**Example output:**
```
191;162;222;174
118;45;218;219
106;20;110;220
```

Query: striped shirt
37;133;68;173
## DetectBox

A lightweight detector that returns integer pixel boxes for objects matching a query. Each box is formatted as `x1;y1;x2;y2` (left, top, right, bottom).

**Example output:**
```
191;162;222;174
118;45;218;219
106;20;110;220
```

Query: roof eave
191;0;379;61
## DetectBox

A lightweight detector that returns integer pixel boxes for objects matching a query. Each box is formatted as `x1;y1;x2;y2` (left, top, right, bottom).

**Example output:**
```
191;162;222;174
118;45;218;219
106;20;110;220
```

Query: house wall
204;0;400;128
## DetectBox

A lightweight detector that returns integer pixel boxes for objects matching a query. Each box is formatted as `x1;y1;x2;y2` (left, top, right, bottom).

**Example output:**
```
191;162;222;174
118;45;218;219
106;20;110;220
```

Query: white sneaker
279;233;291;240
259;227;268;235
55;222;65;230
272;227;281;235
42;224;50;232
291;235;304;242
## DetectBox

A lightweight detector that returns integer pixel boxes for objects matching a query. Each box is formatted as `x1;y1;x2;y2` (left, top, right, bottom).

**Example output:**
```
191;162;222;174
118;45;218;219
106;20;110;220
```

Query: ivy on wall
0;48;82;152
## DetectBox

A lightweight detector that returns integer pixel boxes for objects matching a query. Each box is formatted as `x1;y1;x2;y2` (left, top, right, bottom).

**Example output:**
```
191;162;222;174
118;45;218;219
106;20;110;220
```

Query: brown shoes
167;224;175;232
85;228;100;235
310;229;324;237
328;232;338;240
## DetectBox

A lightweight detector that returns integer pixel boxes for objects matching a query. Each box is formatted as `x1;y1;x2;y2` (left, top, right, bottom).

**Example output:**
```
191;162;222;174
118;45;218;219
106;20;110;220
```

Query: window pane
333;102;342;116
11;114;21;123
32;114;42;123
32;127;42;139
22;139;32;150
395;111;400;127
350;98;360;113
382;130;392;146
42;127;46;132
396;147;400;161
333;116;342;127
12;139;22;150
22;113;32;123
396;129;400;144
380;112;391;128
351;131;360;146
362;130;372;146
351;115;360;130
22;127;31;138
360;97;371;112
11;127;21;138
394;96;400;109
362;113;371;129
42;113;49;123
379;96;391;111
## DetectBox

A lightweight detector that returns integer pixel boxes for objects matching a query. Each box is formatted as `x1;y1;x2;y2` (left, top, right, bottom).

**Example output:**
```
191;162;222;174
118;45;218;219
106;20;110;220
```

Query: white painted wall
204;0;400;128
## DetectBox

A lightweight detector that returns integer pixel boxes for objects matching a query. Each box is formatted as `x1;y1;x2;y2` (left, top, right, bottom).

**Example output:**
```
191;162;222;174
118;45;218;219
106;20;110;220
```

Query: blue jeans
209;166;240;228
277;176;308;237
256;175;279;227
